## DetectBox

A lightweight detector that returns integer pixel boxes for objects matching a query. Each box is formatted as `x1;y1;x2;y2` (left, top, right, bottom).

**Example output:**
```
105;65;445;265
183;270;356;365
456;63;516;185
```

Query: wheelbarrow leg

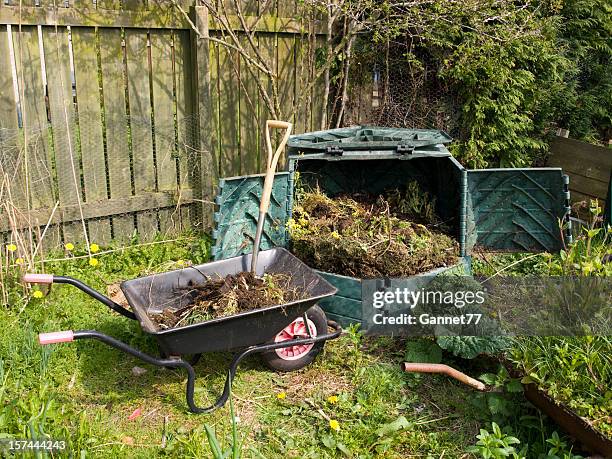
38;321;342;414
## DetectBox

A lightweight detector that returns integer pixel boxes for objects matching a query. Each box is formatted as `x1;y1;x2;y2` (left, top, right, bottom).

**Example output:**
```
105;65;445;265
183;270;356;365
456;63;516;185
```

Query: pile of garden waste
150;272;302;329
288;181;459;278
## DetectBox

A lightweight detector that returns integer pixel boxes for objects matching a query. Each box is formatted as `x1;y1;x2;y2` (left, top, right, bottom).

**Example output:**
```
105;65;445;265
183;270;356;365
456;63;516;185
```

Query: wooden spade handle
260;120;293;213
266;120;292;130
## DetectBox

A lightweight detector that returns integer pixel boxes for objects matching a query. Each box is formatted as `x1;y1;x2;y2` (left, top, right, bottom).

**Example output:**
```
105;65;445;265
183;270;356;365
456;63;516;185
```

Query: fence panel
0;1;325;251
126;28;157;239
72;27;112;244
548;136;612;221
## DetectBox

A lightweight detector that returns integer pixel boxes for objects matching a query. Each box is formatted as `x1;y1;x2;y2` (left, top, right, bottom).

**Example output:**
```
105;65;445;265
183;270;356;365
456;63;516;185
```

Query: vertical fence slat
217;38;240;176
238;0;258;16
239;33;259;174
174;29;194;230
277;32;295;166
209;41;221;178
126;28;158;239
193;5;214;231
43;26;84;243
12;26;54;210
99;27;135;242
312;34;326;132
0;26;18;130
151;29;178;235
12;25;62;248
0;25;27;217
72;27;112;244
259;0;276;15
294;30;309;134
257;32;276;166
277;0;296;17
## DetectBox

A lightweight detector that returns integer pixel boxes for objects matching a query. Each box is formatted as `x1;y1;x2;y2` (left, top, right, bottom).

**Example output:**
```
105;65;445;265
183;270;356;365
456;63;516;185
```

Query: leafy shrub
348;0;611;166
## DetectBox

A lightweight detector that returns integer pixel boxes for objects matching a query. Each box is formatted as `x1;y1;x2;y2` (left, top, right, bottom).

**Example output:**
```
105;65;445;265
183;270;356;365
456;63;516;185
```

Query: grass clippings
288;185;459;278
150;271;303;329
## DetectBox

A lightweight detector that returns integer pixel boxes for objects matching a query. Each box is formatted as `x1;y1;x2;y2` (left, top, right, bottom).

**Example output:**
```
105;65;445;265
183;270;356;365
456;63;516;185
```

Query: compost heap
150;272;303;329
288;181;459;278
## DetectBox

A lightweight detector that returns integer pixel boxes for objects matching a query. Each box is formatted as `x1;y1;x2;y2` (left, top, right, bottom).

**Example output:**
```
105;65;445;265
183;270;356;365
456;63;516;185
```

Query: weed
467;422;524;458
467;422;584;459
509;336;612;437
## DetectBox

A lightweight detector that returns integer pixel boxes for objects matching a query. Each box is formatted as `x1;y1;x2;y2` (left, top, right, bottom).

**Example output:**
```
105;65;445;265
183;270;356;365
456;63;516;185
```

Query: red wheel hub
274;317;317;360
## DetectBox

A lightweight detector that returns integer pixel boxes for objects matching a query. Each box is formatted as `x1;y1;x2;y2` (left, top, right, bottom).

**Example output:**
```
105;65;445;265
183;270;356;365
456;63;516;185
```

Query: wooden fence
548;136;612;222
0;1;325;248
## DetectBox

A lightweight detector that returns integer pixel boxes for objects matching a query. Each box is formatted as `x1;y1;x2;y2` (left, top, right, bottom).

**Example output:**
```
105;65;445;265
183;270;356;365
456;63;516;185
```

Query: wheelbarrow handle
39;330;74;345
23;273;54;284
23;273;136;320
38;321;342;414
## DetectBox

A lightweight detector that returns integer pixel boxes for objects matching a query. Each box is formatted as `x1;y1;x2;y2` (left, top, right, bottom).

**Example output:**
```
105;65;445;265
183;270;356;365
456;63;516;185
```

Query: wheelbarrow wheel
261;305;327;372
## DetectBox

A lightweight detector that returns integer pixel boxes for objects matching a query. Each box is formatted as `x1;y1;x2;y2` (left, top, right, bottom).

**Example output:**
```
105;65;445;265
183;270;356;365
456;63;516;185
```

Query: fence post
191;5;215;232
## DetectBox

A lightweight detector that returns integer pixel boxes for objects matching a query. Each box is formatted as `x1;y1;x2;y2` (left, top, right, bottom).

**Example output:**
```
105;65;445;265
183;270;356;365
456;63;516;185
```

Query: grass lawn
0;237;584;458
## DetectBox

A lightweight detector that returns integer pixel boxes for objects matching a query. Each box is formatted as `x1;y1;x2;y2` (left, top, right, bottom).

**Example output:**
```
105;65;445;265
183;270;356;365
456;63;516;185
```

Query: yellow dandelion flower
65;243;75;251
329;419;340;431
15;257;24;265
32;290;44;299
276;392;286;400
89;258;99;267
331;231;340;240
327;395;339;404
7;243;17;252
90;243;100;253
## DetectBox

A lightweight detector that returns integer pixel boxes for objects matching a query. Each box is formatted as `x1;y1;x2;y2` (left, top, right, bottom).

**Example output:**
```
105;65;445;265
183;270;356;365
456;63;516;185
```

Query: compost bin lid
287;126;452;155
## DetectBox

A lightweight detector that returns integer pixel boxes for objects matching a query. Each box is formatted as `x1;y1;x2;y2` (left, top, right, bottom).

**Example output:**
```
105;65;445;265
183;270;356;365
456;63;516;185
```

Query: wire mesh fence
0;113;207;260
344;38;461;137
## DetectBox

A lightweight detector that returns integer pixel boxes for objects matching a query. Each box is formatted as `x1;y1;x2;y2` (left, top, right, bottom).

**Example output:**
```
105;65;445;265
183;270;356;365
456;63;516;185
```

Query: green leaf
488;397;507;415
404;340;442;363
336;442;352;457
505;379;524;393
505;436;521;445
520;375;534;384
376;416;413;437
321;434;336;449
437;336;511;359
204;425;224;459
479;373;498;385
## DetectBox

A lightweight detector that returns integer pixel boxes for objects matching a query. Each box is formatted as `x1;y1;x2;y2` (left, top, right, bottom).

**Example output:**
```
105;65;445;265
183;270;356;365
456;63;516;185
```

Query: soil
289;183;459;278
149;271;304;329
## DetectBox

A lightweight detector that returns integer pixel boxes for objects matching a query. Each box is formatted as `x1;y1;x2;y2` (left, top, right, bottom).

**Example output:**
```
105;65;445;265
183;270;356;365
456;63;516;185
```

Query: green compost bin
211;126;571;327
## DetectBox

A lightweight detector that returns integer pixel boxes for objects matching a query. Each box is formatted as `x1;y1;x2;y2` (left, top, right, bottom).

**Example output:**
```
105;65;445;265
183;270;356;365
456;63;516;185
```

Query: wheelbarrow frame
27;249;342;414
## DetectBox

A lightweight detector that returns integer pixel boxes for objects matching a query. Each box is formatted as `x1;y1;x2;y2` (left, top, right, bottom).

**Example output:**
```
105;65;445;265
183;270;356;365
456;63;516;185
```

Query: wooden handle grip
266;119;292;130
261;120;293;213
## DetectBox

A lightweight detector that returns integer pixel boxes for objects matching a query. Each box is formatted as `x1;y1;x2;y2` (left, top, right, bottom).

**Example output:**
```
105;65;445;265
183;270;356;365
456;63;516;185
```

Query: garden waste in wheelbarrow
26;247;340;414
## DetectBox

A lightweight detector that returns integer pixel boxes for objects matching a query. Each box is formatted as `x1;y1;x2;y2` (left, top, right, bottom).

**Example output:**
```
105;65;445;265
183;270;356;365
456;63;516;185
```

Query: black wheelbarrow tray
24;248;341;413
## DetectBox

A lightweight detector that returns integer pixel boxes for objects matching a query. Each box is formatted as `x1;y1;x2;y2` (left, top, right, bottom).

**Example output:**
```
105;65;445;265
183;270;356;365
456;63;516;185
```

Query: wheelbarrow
24;248;340;413
24;120;341;413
